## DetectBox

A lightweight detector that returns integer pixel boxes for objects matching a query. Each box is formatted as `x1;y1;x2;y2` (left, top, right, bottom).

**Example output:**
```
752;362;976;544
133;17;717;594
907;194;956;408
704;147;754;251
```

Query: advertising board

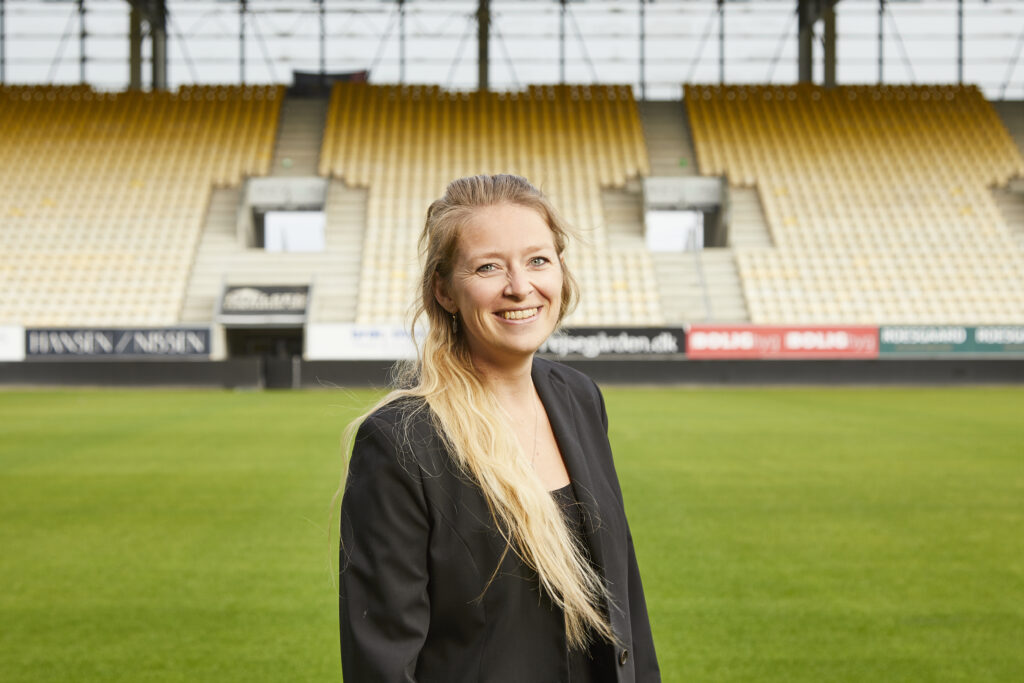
880;326;1024;355
24;328;211;358
687;325;879;359
0;325;26;361
540;327;686;359
305;323;417;360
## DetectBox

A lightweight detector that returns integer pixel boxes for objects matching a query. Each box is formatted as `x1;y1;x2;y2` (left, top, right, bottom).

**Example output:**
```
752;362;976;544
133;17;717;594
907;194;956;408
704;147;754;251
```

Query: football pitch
1;386;1022;682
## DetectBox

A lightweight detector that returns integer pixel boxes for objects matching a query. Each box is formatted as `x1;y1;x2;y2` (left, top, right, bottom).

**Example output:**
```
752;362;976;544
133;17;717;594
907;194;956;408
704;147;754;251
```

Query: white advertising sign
306;323;418;360
0;325;26;361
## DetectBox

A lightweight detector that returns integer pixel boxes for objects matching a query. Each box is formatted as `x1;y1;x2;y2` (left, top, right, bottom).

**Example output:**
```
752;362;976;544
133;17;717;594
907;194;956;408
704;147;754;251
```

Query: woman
339;174;659;682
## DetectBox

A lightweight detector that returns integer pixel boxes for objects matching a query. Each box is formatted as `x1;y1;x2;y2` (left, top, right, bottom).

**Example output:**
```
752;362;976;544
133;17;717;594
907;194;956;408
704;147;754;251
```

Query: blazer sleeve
339;413;430;683
593;378;662;681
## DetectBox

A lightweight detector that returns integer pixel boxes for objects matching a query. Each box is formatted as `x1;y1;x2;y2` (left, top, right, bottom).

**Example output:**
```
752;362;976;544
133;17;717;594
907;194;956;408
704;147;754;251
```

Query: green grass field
1;386;1022;682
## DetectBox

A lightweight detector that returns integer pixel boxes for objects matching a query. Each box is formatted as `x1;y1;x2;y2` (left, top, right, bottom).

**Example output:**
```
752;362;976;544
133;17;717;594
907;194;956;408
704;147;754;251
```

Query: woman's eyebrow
466;245;555;260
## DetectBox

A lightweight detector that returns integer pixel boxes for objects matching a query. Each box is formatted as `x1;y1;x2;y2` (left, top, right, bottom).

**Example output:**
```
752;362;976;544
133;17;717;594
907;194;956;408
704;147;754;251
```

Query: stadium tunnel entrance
225;327;303;389
217;284;311;388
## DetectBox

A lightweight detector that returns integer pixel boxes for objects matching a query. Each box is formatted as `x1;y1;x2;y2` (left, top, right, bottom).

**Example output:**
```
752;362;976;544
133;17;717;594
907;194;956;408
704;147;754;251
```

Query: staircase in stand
180;94;367;325
651;249;749;324
270;97;328;177
638;100;696;177
991;101;1024;250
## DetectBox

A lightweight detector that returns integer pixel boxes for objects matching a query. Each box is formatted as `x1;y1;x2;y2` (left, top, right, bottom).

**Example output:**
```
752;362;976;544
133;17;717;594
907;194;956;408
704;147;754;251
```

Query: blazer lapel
532;360;611;582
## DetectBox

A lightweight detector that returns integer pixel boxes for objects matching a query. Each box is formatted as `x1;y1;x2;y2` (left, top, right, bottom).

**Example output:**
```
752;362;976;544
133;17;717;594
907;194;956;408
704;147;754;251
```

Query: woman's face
435;202;564;371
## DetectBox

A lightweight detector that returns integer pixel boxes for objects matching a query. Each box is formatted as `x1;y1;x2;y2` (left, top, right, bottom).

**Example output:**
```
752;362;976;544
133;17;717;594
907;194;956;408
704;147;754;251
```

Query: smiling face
434;202;564;372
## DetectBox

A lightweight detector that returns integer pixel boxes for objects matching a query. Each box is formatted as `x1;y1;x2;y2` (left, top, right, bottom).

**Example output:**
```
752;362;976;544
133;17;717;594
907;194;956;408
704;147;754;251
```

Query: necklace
530;393;539;469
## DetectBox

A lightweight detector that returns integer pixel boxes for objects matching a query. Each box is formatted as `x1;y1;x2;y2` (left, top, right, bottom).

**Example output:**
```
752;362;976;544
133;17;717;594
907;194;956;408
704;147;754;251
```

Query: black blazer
339;357;660;683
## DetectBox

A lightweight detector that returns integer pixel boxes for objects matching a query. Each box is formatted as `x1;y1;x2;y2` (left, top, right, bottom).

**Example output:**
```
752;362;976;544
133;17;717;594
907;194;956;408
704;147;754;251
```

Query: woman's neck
473;354;536;403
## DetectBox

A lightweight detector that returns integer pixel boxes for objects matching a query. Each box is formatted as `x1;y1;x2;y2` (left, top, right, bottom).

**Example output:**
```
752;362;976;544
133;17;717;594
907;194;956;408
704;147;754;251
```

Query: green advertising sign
879;326;1024;355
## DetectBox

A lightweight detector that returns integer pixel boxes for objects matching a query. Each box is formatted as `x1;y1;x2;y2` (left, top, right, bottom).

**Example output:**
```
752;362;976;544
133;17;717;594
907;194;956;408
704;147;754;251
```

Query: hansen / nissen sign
25;328;211;358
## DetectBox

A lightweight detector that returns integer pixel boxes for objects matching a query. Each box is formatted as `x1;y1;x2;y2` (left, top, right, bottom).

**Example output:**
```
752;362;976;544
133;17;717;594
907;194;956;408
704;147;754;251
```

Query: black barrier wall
296;359;1024;387
0;360;263;388
2;359;1024;389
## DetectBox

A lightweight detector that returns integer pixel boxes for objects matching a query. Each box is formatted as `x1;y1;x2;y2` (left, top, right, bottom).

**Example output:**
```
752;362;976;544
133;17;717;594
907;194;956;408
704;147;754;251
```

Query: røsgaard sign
880;325;1024;355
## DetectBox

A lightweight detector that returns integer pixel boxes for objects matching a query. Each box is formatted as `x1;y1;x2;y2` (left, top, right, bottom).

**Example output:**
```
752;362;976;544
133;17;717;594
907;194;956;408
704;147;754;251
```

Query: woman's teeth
501;307;538;320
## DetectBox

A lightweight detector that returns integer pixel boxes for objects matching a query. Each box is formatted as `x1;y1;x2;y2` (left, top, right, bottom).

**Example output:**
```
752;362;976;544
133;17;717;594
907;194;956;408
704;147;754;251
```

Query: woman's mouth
498;307;539;321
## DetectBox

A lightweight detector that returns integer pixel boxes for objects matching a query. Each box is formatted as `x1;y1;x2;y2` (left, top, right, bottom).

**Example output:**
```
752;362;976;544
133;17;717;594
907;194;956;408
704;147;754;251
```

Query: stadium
1;1;1023;681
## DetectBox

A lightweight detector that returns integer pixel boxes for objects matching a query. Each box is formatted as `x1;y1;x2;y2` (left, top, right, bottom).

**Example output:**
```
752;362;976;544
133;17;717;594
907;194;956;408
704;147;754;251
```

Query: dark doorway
225;327;303;388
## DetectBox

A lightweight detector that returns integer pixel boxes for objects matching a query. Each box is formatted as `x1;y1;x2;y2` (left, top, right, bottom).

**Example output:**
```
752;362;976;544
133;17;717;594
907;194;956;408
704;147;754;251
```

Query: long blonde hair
344;174;614;649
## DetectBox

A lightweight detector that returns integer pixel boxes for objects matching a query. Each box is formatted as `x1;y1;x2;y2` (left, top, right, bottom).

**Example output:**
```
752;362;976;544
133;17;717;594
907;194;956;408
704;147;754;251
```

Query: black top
551;483;612;683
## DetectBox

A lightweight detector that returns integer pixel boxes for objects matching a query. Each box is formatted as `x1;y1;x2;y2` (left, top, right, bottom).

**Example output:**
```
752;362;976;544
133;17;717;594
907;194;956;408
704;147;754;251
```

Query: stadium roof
0;1;1021;99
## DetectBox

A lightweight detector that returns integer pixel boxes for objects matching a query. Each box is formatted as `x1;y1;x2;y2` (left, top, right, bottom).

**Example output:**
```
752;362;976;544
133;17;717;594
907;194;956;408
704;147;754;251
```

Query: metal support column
560;0;566;83
824;0;837;88
240;0;246;84
78;0;86;84
878;0;885;84
797;0;813;83
718;0;725;84
129;3;142;90
1;0;6;84
152;2;167;90
399;0;406;83
478;0;490;91
319;0;326;88
639;0;646;101
957;0;963;84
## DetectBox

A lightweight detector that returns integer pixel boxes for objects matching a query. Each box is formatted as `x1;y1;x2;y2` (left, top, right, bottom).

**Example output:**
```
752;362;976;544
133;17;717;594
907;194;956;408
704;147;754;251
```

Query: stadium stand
319;82;663;325
5;80;1021;332
0;84;282;326
685;83;1024;324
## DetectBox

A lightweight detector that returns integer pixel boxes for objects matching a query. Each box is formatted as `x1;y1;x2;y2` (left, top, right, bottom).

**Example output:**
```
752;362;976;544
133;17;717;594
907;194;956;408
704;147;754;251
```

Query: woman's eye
477;263;498;273
529;257;550;267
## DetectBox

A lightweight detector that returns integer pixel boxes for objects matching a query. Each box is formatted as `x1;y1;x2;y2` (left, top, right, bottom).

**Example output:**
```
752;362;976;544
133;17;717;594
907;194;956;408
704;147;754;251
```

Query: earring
451;312;459;335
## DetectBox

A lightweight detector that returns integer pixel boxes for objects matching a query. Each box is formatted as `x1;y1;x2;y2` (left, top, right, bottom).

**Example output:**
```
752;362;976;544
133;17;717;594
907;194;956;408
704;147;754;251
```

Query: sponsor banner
687;325;879;359
879;325;970;353
881;325;1024;355
0;325;26;361
306;323;417;360
220;285;309;316
540;327;685;359
972;326;1024;353
25;328;211;358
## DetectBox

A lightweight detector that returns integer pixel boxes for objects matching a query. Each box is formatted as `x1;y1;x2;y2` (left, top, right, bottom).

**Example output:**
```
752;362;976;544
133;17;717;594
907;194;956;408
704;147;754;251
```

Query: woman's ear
433;272;456;314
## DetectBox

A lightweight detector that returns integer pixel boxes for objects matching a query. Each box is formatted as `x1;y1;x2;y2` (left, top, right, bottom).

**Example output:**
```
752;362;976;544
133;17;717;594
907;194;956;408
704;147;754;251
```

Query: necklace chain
530;393;539;469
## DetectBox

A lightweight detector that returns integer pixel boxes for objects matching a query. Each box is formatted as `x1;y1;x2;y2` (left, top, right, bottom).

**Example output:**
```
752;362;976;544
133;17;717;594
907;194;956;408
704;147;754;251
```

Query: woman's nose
504;268;533;298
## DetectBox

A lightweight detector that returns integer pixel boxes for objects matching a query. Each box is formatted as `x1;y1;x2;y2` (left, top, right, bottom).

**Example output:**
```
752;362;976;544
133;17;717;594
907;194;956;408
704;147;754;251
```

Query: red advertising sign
686;325;879;359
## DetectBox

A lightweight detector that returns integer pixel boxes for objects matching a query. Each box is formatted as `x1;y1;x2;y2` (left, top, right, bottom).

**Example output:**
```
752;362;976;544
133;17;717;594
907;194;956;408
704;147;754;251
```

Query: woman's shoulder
365;394;428;423
358;394;452;464
359;395;433;443
533;356;602;398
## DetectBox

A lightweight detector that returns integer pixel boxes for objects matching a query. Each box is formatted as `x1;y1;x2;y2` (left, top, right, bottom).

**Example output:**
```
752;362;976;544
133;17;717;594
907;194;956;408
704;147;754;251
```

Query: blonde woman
339;174;659;682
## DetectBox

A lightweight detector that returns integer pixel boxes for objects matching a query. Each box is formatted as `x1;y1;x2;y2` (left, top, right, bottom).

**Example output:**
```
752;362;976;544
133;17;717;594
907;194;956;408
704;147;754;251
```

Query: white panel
0;326;26;362
306;323;418;360
644;210;703;252
264;211;326;252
